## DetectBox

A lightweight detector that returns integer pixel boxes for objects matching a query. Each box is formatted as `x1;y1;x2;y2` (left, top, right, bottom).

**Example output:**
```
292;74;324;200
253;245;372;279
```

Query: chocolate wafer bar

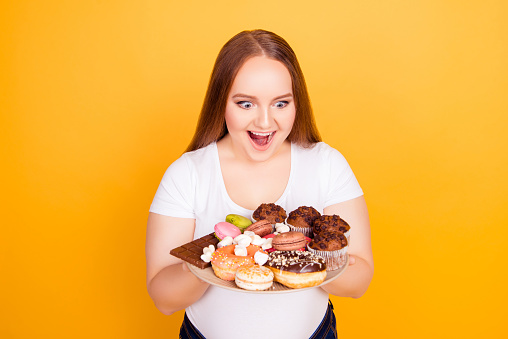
170;233;219;269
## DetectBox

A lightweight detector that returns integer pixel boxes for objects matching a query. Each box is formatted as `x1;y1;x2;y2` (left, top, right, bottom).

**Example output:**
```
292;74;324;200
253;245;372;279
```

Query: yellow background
1;0;507;338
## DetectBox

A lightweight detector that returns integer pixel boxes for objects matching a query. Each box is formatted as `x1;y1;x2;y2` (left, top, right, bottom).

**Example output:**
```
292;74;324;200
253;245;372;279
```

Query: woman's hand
146;213;210;315
348;254;356;266
320;196;374;298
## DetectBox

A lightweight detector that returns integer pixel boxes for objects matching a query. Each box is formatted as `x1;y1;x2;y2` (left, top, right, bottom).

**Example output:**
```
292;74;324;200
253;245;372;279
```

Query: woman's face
224;56;296;162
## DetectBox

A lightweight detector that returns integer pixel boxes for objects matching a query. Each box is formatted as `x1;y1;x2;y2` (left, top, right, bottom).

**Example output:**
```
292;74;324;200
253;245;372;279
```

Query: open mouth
248;131;275;147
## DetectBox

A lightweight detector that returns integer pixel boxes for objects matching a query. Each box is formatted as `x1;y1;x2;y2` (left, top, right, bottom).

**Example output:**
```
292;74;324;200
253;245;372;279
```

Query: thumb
348;254;356;265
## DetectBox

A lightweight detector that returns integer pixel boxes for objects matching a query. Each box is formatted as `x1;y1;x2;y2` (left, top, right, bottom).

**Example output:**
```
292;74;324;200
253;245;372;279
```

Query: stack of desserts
170;203;351;291
308;215;350;270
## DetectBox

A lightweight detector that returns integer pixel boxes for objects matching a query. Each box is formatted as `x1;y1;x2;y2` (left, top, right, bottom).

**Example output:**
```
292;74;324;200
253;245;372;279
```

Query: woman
146;29;373;339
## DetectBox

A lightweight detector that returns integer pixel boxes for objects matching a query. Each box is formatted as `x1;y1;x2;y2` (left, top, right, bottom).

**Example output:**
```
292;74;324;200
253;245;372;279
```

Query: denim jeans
179;300;337;339
308;299;337;339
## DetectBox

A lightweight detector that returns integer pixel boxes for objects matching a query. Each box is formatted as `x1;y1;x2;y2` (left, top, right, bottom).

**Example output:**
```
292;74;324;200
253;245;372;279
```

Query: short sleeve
323;145;364;207
149;155;196;218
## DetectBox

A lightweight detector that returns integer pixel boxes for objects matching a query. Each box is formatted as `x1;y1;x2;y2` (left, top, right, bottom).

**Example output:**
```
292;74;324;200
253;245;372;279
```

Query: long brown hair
186;29;321;152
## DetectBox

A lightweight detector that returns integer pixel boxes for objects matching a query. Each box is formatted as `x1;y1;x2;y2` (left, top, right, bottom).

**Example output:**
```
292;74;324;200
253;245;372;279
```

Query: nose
254;106;272;129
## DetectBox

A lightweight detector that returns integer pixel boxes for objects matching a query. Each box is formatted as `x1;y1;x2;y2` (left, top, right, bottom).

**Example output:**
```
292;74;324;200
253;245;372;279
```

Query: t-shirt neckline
212;142;295;214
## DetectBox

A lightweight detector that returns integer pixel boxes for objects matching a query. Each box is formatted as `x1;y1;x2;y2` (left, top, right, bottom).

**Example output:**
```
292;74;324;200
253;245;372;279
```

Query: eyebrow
231;93;293;100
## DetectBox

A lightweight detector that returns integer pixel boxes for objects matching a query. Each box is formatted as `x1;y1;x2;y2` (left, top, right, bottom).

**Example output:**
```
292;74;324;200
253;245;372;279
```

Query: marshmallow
234;234;252;247
234;245;248;256
203;245;215;255
200;244;215;262
261;238;273;250
201;253;212;263
252;236;266;246
254;251;269;266
217;236;233;248
275;223;290;233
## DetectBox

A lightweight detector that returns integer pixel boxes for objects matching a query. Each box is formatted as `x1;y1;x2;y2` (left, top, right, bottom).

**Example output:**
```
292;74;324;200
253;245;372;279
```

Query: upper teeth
251;132;273;136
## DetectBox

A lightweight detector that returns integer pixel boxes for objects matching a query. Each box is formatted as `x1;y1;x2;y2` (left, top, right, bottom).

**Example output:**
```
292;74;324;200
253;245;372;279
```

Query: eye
237;101;254;109
274;101;289;108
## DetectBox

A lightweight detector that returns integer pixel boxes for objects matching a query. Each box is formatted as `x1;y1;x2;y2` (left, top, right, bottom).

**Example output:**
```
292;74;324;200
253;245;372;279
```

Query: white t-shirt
150;142;363;339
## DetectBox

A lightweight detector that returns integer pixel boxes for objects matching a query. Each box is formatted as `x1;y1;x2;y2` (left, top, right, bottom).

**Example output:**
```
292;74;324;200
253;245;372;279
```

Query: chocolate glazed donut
265;251;327;288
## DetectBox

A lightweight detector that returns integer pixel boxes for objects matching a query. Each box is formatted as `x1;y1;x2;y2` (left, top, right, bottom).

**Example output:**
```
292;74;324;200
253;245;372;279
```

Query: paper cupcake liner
286;222;313;238
307;246;348;271
344;230;350;244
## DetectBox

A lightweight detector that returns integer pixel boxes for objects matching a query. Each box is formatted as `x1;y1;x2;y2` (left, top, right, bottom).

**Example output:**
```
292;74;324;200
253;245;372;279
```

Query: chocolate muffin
308;231;348;251
312;215;351;242
252;203;287;224
307;231;348;271
286;206;321;237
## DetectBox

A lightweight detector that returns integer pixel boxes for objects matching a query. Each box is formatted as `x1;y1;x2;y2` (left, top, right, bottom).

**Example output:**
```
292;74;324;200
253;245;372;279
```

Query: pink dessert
214;222;241;240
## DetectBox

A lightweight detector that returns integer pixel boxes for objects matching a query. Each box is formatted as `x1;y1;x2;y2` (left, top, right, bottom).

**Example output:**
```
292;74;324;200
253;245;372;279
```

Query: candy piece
261;238;273;250
252;235;266;246
254;251;269;266
245;220;273;237
233;234;252;247
214;222;242;240
203;245;215;255
243;231;256;238
217;236;233;248
170;233;219;269
275;223;290;233
226;214;253;232
234;245;248;256
201;253;212;263
272;231;307;251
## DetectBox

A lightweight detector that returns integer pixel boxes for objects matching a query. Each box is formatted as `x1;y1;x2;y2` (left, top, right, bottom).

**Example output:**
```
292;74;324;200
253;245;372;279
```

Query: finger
348;255;356;265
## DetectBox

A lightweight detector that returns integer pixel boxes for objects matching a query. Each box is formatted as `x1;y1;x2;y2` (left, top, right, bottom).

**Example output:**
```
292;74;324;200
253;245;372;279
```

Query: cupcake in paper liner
307;231;348;271
251;203;287;226
313;215;351;244
285;206;321;238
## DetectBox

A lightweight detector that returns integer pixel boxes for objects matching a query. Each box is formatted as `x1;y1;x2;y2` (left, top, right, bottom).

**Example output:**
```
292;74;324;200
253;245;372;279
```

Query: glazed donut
210;245;266;281
265;251;327;289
